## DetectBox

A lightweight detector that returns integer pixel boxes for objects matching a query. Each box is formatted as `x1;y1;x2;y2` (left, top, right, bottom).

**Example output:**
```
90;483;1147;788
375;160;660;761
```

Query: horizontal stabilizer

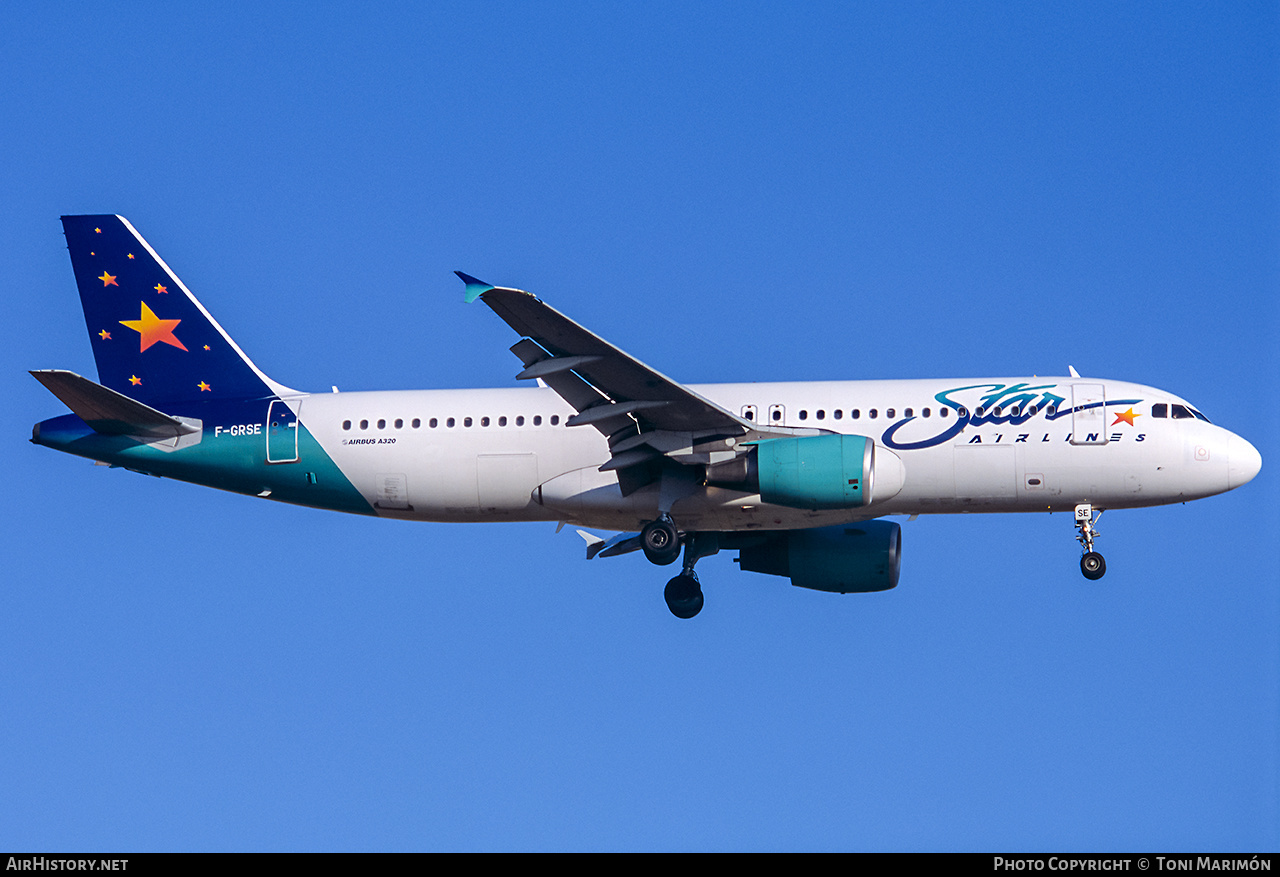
30;369;199;438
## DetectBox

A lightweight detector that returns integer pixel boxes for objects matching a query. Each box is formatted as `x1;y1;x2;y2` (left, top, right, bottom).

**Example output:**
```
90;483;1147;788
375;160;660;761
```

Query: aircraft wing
460;274;751;436
458;273;832;493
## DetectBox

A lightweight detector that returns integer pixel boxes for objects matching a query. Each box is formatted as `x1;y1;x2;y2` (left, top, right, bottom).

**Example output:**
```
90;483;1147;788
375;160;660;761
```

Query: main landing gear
640;516;681;566
664;571;703;620
1074;503;1106;580
642;519;718;618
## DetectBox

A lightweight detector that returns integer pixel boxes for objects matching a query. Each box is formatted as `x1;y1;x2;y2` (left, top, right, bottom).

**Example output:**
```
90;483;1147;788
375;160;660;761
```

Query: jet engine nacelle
707;434;904;509
737;520;902;593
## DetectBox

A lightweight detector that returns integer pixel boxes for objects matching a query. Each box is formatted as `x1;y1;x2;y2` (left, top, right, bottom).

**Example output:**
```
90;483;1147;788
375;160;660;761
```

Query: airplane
31;215;1262;618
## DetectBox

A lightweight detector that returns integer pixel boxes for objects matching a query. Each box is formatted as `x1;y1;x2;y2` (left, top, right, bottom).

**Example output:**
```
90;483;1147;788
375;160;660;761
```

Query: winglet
455;271;495;304
575;529;607;560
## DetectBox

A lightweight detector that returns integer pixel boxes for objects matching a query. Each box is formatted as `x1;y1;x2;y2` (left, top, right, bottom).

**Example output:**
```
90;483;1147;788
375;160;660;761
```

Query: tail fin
61;215;293;405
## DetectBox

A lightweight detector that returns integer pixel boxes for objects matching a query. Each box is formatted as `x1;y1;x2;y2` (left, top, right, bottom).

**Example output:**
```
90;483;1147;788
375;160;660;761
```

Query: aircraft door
1070;384;1107;445
266;399;300;463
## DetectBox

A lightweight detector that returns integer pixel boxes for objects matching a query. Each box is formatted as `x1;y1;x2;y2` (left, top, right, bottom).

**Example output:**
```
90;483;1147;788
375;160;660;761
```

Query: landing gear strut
1074;503;1106;580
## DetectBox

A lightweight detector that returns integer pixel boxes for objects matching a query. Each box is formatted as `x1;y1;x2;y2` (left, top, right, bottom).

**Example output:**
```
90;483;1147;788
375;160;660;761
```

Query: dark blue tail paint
62;215;278;406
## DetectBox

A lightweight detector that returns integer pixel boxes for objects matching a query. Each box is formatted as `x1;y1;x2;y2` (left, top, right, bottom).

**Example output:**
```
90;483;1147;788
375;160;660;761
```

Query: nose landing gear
1074;503;1106;580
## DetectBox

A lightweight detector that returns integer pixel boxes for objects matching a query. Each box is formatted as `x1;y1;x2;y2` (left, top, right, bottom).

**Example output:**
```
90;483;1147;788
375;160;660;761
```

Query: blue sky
3;2;1276;851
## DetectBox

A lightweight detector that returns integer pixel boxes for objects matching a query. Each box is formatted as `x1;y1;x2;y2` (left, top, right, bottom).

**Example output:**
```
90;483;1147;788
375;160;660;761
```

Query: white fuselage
290;377;1255;533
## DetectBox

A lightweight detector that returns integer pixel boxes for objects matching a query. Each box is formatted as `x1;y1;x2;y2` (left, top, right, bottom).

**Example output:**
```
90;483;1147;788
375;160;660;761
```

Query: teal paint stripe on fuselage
33;412;375;516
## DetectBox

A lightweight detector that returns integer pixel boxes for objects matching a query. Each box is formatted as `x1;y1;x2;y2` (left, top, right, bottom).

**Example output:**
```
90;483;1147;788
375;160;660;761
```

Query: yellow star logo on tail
119;302;188;353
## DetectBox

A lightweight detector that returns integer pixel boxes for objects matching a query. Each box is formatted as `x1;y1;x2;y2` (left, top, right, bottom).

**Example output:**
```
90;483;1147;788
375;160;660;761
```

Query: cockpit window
1190;408;1211;423
1152;403;1167;418
1171;404;1194;420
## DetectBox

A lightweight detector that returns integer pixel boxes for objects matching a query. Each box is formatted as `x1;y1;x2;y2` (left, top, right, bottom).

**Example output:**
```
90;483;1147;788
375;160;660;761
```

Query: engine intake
707;434;876;509
737;521;902;593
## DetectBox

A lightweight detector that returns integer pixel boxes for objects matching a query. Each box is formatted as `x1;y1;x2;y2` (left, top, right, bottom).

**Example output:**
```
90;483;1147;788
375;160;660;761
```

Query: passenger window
904;408;913;418
816;410;825;420
1152;404;1167;418
533;415;542;426
412;418;420;428
394;418;403;429
464;417;473;427
360;419;369;430
922;408;931;418
446;417;455;428
851;409;861;419
342;420;351;430
481;416;490;427
377;419;386;430
551;415;560;425
429;418;437;428
939;407;949;418
833;410;842;420
799;410;808;421
886;408;895;418
516;415;525;426
869;409;878;419
499;416;507;427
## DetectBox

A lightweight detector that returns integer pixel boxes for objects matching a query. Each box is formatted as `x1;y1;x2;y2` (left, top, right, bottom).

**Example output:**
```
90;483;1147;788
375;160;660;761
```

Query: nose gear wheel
1074;504;1106;580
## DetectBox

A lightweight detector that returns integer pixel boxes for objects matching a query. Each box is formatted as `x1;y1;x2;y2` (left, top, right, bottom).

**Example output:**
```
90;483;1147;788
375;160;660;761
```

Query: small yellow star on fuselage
98;330;111;340
1112;407;1140;427
203;345;211;350
154;284;167;294
198;381;211;392
99;272;118;287
127;254;135;259
129;375;142;386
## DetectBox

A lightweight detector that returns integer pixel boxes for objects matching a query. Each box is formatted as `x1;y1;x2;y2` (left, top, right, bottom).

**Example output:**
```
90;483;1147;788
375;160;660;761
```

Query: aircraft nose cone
1228;433;1262;490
